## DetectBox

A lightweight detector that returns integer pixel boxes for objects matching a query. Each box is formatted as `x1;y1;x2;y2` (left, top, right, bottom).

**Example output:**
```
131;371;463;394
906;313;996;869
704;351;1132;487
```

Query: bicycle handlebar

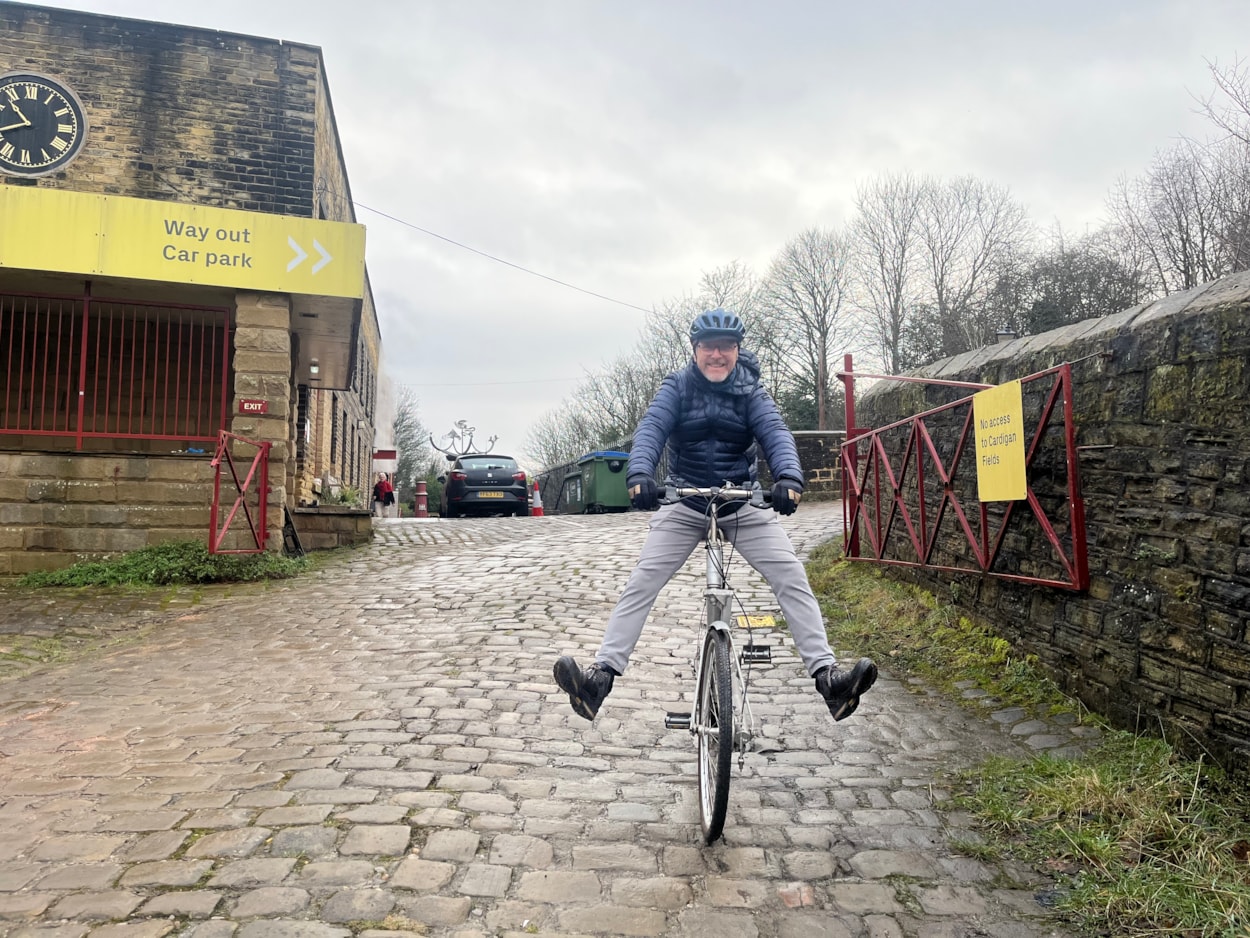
658;483;771;509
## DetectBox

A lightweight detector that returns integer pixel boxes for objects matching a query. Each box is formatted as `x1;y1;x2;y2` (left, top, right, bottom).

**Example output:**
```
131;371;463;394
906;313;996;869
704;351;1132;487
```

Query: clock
0;72;87;177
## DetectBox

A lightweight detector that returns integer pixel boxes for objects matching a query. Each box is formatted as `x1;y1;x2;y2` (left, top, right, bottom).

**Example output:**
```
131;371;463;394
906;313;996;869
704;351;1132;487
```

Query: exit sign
239;399;269;414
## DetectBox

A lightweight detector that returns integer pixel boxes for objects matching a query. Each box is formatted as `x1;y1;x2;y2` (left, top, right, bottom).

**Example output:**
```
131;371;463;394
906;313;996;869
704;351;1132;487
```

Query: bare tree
984;227;1148;335
640;294;703;379
912;176;1032;362
524;400;603;471
1108;140;1234;293
390;385;429;505
579;348;666;446
1205;135;1250;271
698;260;764;317
852;173;924;374
1194;61;1250;272
763;227;854;429
1106;60;1250;294
1196;56;1250;146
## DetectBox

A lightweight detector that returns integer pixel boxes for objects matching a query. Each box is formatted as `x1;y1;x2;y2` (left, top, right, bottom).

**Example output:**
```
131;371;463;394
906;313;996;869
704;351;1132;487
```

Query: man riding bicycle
554;309;877;723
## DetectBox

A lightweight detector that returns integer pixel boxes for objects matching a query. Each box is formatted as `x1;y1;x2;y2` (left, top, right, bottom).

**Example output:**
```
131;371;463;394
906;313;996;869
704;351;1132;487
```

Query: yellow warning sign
973;379;1027;502
0;186;365;299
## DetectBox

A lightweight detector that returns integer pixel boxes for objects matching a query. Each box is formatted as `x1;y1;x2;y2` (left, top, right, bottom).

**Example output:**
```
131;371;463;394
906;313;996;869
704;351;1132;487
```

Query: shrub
17;540;308;588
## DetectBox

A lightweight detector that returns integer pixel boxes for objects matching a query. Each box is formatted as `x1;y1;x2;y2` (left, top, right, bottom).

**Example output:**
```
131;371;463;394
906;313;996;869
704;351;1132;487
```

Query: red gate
209;430;271;554
838;355;1088;591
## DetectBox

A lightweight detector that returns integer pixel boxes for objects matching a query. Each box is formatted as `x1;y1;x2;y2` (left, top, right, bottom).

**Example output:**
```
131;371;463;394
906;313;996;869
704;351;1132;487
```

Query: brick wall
853;270;1250;774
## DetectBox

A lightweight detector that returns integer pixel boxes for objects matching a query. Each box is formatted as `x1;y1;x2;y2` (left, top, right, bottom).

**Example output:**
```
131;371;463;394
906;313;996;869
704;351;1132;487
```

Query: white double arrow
287;236;333;274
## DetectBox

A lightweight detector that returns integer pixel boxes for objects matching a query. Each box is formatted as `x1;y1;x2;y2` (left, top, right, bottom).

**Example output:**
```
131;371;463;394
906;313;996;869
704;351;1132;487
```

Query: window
296;384;311;471
458;456;519;471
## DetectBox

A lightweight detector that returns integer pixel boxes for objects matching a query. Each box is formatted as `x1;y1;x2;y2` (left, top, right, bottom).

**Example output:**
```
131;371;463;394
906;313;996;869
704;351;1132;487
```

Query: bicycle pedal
740;643;772;664
664;712;692;730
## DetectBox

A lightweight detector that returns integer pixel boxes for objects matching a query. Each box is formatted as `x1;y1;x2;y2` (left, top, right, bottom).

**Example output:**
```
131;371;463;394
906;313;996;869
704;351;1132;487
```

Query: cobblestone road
0;503;1087;938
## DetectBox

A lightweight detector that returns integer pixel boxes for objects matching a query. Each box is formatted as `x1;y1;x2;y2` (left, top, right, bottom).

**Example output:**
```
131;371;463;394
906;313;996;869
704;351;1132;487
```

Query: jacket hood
688;348;761;397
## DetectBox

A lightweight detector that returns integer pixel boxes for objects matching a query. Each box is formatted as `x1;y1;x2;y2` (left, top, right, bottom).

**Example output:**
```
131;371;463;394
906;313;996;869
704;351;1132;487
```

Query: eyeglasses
695;339;739;353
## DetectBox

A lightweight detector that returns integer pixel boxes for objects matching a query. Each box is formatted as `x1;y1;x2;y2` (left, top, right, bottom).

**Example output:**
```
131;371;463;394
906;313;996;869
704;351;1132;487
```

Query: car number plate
478;491;505;498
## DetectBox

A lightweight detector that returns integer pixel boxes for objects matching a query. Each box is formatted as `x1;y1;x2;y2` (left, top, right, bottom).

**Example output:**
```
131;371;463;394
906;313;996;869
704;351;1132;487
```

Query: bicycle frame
660;483;770;843
699;509;760;757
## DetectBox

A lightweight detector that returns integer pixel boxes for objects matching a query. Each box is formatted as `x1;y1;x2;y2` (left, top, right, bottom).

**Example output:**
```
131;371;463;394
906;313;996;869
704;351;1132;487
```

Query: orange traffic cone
531;480;544;517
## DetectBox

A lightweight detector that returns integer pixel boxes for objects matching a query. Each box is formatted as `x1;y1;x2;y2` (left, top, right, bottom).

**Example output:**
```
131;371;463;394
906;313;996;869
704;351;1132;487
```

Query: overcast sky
33;0;1250;464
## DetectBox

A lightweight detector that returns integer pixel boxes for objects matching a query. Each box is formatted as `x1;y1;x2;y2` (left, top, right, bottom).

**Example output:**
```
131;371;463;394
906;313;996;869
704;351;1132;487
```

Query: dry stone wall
853;271;1250;774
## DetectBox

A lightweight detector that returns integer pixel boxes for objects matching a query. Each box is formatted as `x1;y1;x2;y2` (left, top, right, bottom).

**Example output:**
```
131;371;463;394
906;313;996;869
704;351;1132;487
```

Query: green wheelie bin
576;450;630;513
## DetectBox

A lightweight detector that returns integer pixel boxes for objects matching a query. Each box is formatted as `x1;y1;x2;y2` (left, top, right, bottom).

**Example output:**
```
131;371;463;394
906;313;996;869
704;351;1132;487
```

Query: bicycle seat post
704;510;722;588
704;512;734;626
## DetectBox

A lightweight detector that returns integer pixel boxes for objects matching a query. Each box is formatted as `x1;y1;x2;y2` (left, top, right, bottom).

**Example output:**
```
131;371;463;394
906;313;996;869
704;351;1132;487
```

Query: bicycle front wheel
695;626;734;843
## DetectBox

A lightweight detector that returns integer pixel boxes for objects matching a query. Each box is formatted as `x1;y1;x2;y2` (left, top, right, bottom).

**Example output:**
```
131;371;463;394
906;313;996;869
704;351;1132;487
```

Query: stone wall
0;5;319;212
853;271;1250;774
791;431;843;496
0;454;217;575
230;293;295;541
288;507;372;551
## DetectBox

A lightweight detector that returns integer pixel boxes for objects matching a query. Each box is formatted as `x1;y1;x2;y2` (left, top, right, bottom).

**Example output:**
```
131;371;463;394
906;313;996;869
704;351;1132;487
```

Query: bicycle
660;481;774;844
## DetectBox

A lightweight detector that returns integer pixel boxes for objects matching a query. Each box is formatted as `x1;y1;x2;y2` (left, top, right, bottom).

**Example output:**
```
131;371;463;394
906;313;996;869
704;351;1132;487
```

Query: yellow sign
0;186;365;299
736;615;776;629
973;379;1027;502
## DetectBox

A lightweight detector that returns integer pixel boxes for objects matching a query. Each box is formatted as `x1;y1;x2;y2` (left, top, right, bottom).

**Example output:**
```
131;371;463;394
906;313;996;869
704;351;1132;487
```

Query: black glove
630;477;659;511
771;480;802;515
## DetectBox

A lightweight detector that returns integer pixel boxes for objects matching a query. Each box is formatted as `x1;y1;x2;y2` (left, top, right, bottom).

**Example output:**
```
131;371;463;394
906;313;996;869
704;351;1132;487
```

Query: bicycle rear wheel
695;626;734;843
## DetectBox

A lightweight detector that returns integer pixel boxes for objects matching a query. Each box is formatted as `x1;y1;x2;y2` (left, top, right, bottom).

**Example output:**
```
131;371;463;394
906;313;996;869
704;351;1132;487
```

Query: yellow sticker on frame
736;615;776;629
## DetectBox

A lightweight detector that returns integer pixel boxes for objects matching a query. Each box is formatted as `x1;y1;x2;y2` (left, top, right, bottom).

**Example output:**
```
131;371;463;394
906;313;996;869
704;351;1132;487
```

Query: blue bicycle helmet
689;309;746;346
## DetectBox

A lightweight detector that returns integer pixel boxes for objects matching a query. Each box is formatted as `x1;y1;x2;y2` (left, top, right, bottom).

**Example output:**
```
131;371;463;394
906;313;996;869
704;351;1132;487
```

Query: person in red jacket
372;473;395;517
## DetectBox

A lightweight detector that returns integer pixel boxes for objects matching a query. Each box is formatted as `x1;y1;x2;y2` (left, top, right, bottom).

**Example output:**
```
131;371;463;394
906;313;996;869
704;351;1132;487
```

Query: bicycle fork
664;592;767;759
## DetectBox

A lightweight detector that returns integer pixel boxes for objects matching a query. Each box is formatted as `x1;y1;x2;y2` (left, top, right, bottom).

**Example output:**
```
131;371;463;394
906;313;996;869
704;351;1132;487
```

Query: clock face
0;73;87;177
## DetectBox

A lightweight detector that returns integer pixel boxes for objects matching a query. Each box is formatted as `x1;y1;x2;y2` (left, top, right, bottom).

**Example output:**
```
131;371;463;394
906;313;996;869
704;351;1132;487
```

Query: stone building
0;2;380;572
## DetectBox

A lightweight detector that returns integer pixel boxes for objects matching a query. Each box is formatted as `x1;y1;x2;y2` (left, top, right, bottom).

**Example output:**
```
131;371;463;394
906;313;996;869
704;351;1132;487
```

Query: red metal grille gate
1;290;232;449
838;355;1089;591
209;431;271;555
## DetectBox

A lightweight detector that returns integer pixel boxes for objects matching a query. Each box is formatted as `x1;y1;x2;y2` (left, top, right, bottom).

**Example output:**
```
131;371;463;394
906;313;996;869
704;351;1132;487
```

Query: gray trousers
596;502;837;677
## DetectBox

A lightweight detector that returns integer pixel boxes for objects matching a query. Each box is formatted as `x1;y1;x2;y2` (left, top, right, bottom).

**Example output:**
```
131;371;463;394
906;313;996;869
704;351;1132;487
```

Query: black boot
553;656;616;721
815;658;878;721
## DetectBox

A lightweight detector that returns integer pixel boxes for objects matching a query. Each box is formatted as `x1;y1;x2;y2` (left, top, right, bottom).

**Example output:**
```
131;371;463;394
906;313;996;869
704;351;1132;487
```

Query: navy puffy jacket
626;349;804;492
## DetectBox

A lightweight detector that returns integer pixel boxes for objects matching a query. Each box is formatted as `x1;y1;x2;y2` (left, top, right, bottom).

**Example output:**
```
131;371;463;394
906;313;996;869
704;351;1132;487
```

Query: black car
439;454;529;517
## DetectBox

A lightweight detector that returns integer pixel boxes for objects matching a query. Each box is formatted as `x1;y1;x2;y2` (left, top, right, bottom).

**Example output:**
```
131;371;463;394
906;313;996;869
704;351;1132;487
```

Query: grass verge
807;546;1250;938
15;539;309;588
808;541;1080;716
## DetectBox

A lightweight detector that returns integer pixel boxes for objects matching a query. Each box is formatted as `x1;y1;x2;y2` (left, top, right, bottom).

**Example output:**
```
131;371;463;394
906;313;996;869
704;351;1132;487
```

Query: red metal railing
1;289;232;449
838;355;1089;591
209;431;271;555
